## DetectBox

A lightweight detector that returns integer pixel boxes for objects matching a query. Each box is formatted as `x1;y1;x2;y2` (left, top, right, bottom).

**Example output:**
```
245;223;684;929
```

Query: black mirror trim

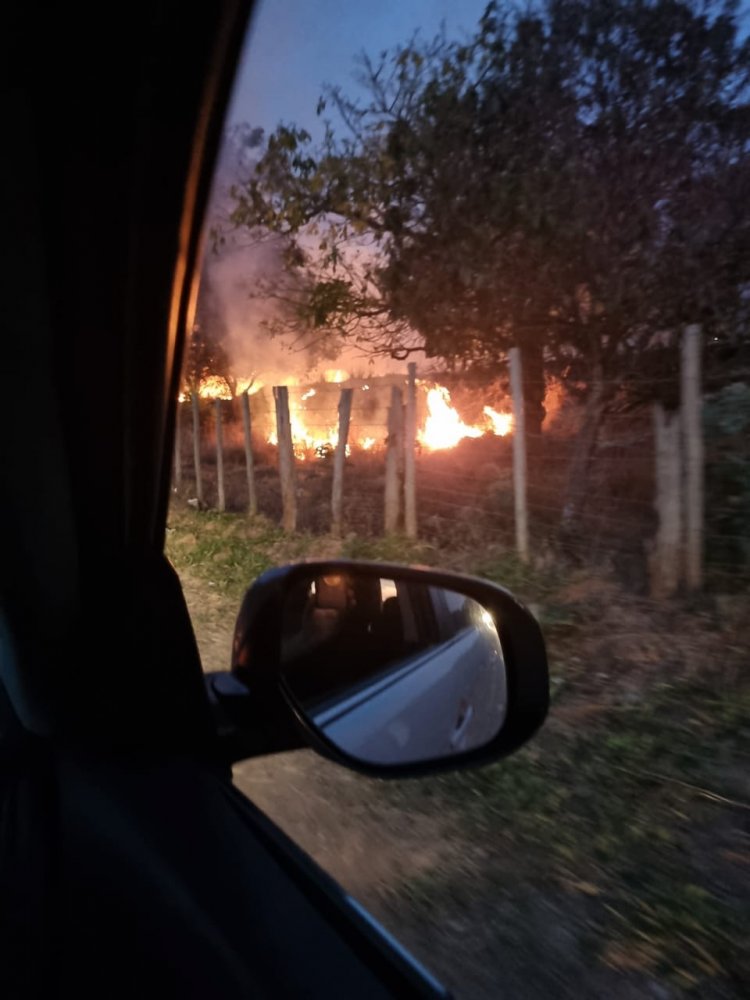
231;560;548;778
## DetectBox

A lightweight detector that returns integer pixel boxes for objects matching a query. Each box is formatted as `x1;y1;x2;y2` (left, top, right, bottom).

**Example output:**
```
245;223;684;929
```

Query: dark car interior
2;4;547;997
2;5;448;996
281;575;434;702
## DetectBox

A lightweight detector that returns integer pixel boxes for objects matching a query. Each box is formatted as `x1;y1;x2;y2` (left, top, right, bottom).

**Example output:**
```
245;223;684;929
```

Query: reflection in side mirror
279;570;507;767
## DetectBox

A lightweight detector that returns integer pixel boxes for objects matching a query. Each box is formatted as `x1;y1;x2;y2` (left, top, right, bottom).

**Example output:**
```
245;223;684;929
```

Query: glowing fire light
178;375;265;401
419;387;512;450
236;377;264;396
181;369;512;457
197;375;233;400
268;412;340;460
420;387;482;449
483;406;513;437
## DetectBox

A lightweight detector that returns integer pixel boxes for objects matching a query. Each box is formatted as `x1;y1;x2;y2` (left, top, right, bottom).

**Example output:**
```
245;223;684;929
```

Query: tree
227;0;750;534
182;268;234;396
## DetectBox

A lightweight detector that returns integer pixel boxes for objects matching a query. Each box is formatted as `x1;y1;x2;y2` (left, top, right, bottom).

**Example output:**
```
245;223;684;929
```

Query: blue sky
227;0;491;139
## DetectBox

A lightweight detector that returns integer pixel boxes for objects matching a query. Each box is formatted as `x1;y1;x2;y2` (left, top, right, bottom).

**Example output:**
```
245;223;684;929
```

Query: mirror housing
216;561;548;777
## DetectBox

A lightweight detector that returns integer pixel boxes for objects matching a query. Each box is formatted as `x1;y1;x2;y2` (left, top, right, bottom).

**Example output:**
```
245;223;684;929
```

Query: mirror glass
279;571;507;766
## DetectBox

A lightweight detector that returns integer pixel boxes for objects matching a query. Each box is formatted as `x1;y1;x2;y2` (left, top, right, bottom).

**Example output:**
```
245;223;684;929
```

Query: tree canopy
226;0;750;454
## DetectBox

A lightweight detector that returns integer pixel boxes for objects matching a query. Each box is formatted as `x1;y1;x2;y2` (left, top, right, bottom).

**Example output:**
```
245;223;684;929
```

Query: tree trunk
650;403;682;598
214;399;225;513
173;400;182;491
191;392;203;506
559;370;606;555
681;324;704;592
274;386;297;533
403;363;418;538
384;387;403;535
331;388;353;537
521;339;545;444
240;390;258;516
509;348;529;562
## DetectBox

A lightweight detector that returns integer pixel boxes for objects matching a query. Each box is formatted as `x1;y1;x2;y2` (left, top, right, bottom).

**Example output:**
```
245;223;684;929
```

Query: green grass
167;504;749;995
471;550;563;600
166;505;566;603
340;533;438;565
168;507;452;598
166;508;325;600
384;682;749;991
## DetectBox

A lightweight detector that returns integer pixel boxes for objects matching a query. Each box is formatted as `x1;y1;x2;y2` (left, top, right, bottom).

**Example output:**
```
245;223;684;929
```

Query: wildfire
178;375;264;401
268;413;340;460
178;371;512;457
483;406;513;437
195;375;233;400
419;387;513;450
420;387;482;449
236;377;264;396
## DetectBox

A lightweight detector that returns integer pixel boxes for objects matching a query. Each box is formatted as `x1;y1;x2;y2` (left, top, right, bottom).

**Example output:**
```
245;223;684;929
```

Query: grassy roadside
166;506;437;601
383;682;749;994
167;505;749;997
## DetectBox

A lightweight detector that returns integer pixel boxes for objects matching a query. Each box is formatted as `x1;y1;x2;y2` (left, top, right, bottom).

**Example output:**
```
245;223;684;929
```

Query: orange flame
268;411;339;460
178;375;264;402
180;371;512;455
236;377;264;396
483;406;513;437
419;387;512;450
419;387;483;449
197;375;233;400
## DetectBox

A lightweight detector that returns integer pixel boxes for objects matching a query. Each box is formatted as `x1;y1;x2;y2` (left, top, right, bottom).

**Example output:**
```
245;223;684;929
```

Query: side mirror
221;561;548;776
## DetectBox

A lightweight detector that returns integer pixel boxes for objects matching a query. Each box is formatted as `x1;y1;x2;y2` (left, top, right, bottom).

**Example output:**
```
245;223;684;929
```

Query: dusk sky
227;0;491;139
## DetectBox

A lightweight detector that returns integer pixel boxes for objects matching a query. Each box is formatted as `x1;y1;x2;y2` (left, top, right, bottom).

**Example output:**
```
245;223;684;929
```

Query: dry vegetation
167;503;749;1000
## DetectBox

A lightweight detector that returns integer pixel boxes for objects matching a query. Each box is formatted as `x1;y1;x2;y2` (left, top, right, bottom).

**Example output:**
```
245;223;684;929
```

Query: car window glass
164;3;750;997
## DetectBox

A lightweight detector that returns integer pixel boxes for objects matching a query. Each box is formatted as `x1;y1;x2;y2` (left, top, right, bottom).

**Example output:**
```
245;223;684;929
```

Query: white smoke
197;124;416;388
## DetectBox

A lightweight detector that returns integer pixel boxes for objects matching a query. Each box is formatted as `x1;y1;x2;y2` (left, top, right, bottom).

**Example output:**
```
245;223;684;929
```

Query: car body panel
311;623;506;765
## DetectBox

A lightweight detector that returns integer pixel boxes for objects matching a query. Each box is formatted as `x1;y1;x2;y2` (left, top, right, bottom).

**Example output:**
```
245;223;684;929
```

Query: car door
0;4;451;997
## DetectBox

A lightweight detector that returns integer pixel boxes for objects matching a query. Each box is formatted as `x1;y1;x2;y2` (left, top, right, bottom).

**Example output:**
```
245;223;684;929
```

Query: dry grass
168;505;750;1000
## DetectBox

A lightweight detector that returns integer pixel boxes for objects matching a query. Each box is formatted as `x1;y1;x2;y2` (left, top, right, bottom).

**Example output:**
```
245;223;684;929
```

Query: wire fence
173;359;750;599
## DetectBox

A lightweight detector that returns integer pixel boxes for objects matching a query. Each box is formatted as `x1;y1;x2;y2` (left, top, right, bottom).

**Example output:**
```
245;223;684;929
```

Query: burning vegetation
420;386;513;450
181;371;513;461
